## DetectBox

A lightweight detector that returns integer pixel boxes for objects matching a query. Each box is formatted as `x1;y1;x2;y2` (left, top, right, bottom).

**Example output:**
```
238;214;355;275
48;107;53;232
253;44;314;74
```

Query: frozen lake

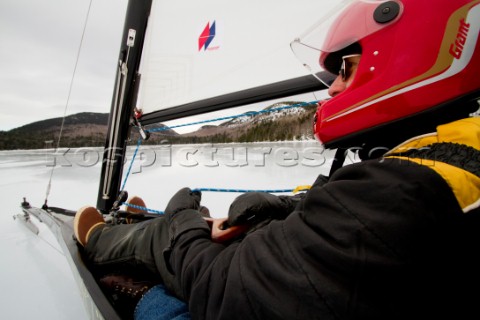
0;141;351;318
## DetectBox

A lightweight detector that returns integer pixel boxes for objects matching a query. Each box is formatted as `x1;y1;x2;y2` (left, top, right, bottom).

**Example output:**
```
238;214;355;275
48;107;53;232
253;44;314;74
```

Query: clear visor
290;0;402;87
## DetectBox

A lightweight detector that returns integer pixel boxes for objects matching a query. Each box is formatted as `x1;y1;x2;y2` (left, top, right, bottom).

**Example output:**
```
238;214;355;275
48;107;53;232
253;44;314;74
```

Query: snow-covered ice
0;141;350;318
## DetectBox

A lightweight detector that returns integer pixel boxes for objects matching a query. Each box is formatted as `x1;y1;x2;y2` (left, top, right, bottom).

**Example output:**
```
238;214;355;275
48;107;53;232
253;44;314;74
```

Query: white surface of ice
0;142;350;318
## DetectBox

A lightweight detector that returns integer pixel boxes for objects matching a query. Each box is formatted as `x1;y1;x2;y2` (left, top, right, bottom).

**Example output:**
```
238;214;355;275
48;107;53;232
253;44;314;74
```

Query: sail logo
198;21;219;51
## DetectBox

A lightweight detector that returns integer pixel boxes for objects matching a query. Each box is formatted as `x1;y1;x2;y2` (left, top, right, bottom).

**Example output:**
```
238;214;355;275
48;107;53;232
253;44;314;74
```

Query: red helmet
292;0;480;152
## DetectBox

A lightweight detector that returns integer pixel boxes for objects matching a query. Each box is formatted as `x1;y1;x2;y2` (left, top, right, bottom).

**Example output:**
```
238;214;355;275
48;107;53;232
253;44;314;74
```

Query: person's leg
76;209;183;298
84;218;166;276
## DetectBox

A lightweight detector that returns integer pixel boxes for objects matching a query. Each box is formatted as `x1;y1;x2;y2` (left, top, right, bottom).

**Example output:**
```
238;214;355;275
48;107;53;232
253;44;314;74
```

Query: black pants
84;217;183;299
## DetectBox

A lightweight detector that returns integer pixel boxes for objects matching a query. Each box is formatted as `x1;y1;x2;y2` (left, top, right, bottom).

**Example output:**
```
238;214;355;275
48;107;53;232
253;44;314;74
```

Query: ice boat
18;0;339;318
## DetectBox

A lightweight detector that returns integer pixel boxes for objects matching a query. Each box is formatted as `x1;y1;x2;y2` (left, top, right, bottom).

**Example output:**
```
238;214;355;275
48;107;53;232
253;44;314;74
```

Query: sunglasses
339;54;361;82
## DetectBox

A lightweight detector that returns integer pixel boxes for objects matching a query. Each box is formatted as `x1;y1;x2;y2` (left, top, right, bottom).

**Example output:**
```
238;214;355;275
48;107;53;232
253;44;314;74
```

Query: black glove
227;192;306;227
163;188;209;276
164;187;202;216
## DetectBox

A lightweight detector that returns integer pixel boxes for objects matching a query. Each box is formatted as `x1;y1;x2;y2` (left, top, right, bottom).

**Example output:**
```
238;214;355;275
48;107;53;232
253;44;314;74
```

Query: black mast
96;0;330;213
97;0;153;213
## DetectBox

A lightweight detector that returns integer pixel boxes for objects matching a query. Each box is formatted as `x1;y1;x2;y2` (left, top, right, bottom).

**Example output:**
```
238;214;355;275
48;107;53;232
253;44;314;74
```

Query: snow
0;142;355;318
0;150;89;319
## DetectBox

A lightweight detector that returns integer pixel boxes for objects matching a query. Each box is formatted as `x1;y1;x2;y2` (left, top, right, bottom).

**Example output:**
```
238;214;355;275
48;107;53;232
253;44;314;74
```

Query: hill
0;102;317;150
132;101;317;145
0;112;109;150
173;101;317;144
0;112;177;150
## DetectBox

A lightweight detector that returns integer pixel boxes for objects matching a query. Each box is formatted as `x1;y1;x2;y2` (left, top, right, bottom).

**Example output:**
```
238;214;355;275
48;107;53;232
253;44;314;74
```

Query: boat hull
23;205;122;320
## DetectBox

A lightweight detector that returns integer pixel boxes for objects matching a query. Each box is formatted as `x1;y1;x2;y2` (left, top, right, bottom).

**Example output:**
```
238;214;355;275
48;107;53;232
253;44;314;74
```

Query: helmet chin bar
324;91;480;161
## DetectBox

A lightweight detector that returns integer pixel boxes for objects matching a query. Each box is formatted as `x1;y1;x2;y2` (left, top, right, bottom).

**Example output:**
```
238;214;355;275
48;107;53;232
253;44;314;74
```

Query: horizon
2;92;326;135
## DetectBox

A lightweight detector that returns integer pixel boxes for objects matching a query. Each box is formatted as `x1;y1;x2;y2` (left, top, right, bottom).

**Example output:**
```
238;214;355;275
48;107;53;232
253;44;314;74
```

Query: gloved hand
163;188;209;275
227;192;306;227
164;187;202;216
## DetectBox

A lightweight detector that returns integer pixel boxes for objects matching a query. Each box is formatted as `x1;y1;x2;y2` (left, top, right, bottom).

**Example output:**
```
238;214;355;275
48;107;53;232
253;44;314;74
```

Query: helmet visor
291;0;402;86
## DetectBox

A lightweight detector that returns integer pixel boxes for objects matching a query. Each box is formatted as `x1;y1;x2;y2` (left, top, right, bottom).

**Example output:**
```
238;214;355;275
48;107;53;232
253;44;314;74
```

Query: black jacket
166;118;480;319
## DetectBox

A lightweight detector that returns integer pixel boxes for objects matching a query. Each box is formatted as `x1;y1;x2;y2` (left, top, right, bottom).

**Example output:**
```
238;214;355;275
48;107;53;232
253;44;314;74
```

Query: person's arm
161;186;315;315
161;188;231;294
162;159;464;319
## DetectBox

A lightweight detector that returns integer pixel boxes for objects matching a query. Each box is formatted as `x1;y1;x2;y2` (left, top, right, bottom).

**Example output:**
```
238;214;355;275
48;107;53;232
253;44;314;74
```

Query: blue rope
146;101;318;134
121;188;298;215
122;202;164;214
121;138;142;191
193;188;294;193
120;100;318;192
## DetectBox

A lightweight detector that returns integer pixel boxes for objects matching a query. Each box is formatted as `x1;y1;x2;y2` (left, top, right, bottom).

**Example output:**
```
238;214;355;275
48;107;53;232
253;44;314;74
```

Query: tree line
0;106;317;150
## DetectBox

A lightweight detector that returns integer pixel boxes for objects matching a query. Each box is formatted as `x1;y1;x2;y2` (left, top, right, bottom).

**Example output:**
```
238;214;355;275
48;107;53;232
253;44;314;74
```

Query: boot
73;206;105;247
125;195;147;223
99;273;155;319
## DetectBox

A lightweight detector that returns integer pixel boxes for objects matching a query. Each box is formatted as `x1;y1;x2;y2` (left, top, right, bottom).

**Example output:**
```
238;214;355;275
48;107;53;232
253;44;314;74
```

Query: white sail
136;0;336;115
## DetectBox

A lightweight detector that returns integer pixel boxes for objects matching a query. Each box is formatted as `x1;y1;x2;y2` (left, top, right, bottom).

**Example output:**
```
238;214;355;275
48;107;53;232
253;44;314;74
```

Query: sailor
74;0;480;319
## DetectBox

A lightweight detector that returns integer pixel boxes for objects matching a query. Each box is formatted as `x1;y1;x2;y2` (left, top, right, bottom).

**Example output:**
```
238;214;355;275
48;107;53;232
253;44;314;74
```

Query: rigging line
121;138;143;191
194;186;312;194
120;101;318;190
146;100;319;134
121;202;164;214
121;186;311;214
44;0;94;203
193;188;296;193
